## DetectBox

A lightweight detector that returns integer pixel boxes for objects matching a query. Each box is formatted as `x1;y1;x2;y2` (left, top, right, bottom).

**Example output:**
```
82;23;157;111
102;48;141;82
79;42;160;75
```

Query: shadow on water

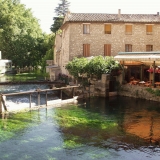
0;96;160;160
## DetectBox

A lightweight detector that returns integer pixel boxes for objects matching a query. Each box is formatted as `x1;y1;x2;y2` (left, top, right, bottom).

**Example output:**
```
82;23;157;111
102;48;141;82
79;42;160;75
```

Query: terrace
114;51;160;88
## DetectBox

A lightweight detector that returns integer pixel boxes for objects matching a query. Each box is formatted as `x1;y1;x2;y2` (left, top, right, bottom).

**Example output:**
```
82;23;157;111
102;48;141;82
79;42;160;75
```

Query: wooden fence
0;86;79;113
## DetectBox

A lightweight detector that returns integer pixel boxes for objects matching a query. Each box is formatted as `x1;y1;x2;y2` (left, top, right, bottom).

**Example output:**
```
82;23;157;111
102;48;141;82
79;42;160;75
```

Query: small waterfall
0;84;57;111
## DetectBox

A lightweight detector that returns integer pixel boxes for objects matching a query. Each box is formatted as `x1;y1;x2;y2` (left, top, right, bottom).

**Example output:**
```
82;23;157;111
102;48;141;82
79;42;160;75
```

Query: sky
20;0;160;34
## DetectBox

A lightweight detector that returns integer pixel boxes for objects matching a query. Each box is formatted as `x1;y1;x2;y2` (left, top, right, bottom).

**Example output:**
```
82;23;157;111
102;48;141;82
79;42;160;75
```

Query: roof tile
64;13;160;23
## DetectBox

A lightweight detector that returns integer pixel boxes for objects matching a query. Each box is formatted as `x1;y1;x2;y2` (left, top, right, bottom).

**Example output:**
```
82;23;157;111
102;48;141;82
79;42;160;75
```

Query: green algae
54;105;117;130
0;111;39;142
54;105;118;148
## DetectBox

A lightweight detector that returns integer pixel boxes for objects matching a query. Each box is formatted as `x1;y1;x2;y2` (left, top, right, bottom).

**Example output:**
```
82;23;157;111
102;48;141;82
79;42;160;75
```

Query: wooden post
38;92;40;106
153;61;155;87
72;87;75;98
140;65;143;81
46;91;48;106
60;90;62;99
29;93;31;108
1;95;7;111
122;61;125;83
0;95;2;113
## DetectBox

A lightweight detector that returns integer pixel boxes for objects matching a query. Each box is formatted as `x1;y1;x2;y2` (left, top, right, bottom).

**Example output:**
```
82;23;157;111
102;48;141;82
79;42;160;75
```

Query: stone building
54;9;160;80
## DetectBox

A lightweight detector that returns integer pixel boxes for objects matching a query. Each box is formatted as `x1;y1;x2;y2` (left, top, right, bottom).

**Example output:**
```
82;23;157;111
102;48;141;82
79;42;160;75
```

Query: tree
41;33;55;73
0;0;50;69
51;0;70;33
50;17;64;33
54;0;70;16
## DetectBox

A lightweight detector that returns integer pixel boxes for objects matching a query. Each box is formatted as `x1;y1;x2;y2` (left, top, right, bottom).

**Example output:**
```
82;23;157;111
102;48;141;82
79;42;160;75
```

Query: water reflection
83;97;160;146
0;96;160;160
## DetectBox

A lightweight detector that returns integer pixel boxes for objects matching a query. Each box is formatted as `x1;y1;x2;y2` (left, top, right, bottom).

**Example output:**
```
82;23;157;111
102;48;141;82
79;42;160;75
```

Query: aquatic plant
54;105;118;148
0;111;39;142
54;105;117;129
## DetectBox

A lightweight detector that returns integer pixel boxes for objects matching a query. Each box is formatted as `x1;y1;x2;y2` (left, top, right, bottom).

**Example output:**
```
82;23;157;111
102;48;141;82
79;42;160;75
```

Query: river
0;85;160;160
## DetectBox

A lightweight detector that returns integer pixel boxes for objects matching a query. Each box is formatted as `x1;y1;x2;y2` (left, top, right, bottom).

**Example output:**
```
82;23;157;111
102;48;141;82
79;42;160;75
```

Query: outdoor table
139;81;146;86
155;82;160;87
144;82;151;87
132;80;139;85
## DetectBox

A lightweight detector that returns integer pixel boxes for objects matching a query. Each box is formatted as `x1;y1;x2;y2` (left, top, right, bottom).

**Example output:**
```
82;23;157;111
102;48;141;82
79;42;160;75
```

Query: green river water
0;96;160;160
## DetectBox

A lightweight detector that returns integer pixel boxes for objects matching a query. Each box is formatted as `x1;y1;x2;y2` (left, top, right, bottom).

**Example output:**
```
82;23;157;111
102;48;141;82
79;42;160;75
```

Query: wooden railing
0;85;79;113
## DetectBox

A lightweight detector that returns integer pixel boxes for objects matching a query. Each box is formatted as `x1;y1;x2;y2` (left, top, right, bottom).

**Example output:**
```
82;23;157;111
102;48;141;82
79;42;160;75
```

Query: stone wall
69;23;160;58
75;74;110;98
118;84;160;102
58;22;160;74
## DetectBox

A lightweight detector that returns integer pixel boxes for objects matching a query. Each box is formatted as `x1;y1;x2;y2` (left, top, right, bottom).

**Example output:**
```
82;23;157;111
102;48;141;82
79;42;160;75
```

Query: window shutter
83;44;90;57
126;25;132;34
105;24;111;34
108;44;111;56
87;44;90;57
83;44;86;56
104;44;111;56
146;25;152;34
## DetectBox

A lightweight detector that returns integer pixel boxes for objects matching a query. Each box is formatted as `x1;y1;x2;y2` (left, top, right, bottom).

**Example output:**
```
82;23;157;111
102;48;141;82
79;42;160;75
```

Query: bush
66;56;122;79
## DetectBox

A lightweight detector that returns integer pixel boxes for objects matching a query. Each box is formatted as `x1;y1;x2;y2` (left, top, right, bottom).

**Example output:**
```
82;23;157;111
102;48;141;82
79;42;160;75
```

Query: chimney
118;9;121;18
157;12;159;15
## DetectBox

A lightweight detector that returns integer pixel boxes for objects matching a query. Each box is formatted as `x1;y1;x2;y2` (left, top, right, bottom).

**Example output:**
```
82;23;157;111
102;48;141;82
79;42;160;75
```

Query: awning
114;52;160;63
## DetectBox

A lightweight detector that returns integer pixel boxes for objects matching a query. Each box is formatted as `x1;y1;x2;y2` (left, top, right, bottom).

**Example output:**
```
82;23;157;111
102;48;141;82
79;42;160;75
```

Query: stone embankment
118;84;160;102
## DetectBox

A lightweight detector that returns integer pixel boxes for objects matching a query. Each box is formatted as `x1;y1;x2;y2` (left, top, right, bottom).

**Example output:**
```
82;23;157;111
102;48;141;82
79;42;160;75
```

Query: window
146;45;153;51
125;44;132;52
146;25;153;35
83;44;90;57
83;24;90;34
104;24;111;34
104;44;111;56
125;25;132;35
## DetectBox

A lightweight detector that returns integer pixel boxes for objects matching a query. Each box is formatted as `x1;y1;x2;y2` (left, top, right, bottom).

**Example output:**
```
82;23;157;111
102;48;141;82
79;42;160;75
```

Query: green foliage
65;57;89;78
146;88;160;96
51;0;70;33
65;56;122;79
54;0;70;16
50;17;64;33
0;0;52;69
40;33;55;72
146;88;155;94
155;89;160;96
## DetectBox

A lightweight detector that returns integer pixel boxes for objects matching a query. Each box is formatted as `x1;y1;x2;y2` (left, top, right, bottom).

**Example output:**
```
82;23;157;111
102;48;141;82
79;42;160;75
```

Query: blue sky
20;0;160;34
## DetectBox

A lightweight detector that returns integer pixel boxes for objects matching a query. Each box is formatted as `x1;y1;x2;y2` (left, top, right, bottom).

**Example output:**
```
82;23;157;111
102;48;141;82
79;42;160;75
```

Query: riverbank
118;84;160;102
